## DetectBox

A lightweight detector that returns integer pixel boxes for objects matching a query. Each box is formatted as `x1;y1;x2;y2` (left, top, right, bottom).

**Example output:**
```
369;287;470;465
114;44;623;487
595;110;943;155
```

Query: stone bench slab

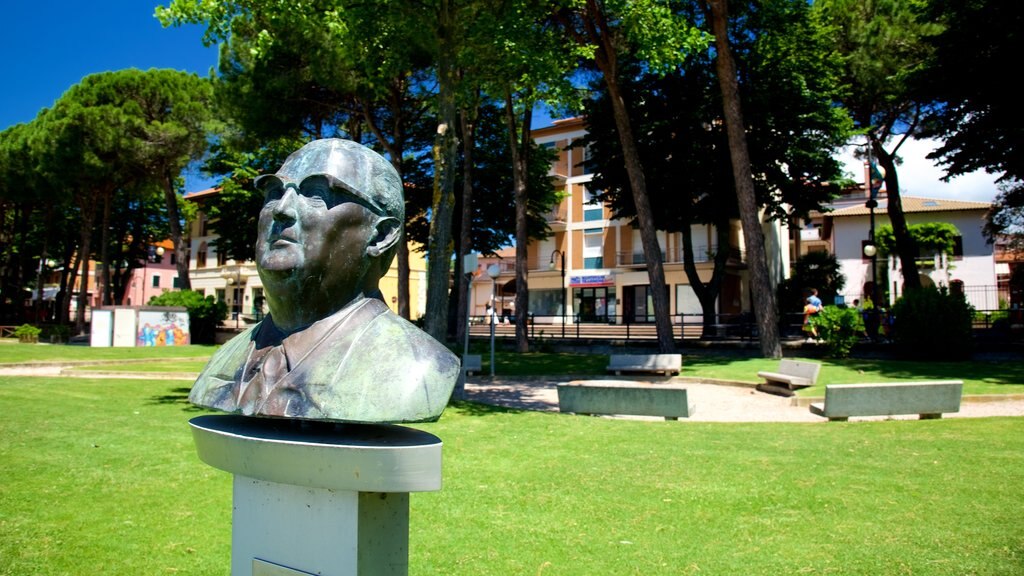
557;380;693;420
757;359;821;390
809;380;963;421
606;354;682;376
462;354;482;375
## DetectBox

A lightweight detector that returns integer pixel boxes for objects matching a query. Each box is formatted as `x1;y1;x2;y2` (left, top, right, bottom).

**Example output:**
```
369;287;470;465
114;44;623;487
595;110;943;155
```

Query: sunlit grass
1;375;1021;575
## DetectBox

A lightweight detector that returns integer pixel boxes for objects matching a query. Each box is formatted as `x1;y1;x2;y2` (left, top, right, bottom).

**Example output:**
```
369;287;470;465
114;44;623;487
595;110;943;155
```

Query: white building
797;189;997;310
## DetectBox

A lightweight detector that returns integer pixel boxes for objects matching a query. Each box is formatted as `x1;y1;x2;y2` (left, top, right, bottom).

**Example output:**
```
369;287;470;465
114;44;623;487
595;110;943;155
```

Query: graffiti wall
137;310;190;346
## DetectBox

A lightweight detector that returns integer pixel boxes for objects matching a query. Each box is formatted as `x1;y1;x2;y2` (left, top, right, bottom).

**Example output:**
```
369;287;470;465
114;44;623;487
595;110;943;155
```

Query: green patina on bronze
190;139;459;423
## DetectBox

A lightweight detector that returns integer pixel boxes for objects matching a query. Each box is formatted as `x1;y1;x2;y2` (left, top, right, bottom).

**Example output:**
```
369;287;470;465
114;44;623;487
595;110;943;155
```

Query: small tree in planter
13;324;42;344
810;306;864;358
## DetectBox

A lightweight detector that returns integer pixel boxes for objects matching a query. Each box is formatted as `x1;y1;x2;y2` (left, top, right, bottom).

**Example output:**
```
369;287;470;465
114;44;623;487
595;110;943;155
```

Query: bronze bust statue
189;139;460;423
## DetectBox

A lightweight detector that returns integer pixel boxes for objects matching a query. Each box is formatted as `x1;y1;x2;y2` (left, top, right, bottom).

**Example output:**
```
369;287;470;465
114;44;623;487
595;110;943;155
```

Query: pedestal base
190;415;442;576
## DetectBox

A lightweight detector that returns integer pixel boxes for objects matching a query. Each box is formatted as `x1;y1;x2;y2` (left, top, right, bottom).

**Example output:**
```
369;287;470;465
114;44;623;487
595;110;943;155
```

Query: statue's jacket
189;297;460;423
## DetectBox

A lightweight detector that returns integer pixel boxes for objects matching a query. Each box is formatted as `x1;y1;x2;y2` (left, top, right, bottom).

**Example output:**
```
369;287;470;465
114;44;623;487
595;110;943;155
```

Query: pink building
121;240;181;306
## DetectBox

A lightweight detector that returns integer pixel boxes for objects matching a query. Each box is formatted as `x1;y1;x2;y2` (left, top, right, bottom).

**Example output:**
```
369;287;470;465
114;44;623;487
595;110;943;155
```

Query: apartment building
468;117;790;325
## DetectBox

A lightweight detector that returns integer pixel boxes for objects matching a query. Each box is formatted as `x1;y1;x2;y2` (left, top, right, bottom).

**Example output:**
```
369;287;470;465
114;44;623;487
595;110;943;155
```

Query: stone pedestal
189;414;442;576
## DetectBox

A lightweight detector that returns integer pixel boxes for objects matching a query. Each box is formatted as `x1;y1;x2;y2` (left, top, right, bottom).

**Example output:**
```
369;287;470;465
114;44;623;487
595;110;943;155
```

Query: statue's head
254;139;403;326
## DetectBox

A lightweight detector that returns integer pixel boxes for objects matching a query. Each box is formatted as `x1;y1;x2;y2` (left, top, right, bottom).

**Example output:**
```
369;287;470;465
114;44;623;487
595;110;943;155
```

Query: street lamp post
865;150;881;341
221;259;244;331
139;245;165;306
486;264;500;377
550;249;566;336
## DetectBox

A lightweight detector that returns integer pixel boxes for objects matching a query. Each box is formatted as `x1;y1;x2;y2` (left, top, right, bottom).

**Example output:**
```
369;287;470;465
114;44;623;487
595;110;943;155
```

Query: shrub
42;324;71;343
810;306;863;358
891;286;974;360
13;324;42;344
147;290;228;344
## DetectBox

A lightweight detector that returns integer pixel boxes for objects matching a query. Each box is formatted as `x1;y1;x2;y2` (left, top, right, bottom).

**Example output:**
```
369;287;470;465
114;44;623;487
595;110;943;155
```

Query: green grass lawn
4;342;1024;396
69;360;210;373
0;342;217;364
1;375;1022;575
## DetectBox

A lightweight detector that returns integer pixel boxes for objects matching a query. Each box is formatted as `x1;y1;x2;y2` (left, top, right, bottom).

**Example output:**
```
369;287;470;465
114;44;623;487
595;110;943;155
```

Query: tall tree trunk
871;137;921;294
362;83;413;319
681;223;731;338
162;170;191;290
505;90;532;353
455;106;477;349
708;0;781;358
73;191;98;335
74;228;92;335
424;0;459;342
99;191;113;306
603;75;676;352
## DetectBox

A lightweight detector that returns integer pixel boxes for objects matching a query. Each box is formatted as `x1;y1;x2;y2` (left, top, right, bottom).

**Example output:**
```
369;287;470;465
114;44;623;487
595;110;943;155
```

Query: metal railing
466;309;1022;344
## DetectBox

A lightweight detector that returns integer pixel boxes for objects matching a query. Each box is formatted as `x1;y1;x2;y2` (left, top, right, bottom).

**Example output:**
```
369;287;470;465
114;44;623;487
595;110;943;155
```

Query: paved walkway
2;364;1022;422
463;375;1024;422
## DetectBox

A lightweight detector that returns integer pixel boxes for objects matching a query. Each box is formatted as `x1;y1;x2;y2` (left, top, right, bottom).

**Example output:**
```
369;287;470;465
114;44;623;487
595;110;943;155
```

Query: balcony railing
616;244;745;267
545;206;567;223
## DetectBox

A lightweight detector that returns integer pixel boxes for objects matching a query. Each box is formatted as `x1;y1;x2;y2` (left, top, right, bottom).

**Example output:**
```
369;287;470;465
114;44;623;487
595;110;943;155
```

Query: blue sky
1;2;1000;201
0;1;218;190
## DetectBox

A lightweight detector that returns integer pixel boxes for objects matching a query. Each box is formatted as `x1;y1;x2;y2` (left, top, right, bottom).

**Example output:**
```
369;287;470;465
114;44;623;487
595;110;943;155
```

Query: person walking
802;297;820;342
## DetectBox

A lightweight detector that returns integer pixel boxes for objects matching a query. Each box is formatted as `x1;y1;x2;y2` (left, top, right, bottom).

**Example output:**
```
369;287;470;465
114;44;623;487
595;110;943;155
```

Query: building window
199;213;210;236
953;236;963;260
152;275;161;288
197;242;208;269
584;228;603;269
217;248;228;266
215;288;226;303
172;276;183;288
583;186;604;222
583;145;598;174
170;253;177;265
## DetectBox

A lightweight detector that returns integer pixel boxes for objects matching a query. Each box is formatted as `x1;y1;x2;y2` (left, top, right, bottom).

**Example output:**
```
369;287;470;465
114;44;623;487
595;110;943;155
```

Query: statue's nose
273;187;299;223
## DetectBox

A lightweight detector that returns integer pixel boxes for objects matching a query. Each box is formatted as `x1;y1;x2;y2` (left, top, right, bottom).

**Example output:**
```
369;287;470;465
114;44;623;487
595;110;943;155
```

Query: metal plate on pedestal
253;558;314;576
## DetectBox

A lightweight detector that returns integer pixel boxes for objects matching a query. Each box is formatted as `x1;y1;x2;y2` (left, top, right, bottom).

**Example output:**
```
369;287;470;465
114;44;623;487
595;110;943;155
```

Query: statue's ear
367;217;401;258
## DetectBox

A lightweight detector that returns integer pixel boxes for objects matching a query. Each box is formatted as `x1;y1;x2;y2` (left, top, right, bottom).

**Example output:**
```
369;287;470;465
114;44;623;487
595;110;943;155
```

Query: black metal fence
467;309;1023;344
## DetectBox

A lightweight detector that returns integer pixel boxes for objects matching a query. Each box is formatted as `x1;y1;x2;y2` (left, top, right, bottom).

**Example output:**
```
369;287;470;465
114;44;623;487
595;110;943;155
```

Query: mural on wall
137;310;190;346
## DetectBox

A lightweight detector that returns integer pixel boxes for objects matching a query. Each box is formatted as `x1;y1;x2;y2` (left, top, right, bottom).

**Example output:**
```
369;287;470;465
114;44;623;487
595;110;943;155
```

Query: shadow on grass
827;357;1024;387
447;400;526;417
148;386;206;411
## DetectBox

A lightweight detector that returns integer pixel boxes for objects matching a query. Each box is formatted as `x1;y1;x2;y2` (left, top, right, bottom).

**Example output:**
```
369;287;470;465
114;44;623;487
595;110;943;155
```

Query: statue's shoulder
195;324;259;381
364;303;458;366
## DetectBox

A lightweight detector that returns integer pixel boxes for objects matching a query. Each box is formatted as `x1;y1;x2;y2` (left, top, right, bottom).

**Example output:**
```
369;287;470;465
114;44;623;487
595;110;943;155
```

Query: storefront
570;274;615;322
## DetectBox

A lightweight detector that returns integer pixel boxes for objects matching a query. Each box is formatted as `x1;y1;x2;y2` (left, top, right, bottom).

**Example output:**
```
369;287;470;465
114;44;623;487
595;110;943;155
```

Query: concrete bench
606;354;682;376
462;354;482;376
757;359;821;394
809;381;963;422
557;380;694;420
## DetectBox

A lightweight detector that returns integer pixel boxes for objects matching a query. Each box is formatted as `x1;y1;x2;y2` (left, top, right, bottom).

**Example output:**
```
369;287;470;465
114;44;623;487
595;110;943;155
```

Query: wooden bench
606;354;682;376
809;381;963;422
462;354;482;376
557;380;694;420
757;359;821;389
